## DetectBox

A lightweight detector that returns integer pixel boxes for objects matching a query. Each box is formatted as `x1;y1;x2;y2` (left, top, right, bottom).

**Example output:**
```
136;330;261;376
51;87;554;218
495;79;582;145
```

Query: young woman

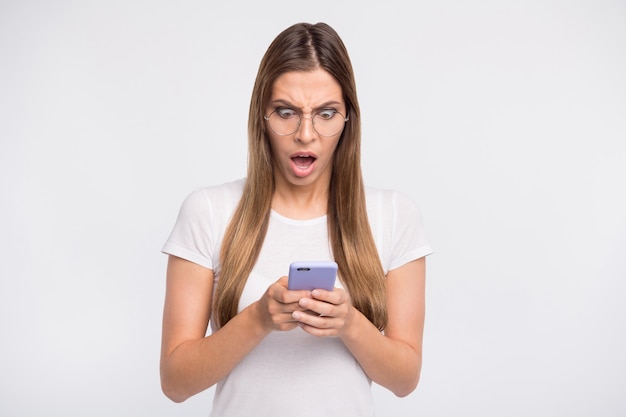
160;22;432;417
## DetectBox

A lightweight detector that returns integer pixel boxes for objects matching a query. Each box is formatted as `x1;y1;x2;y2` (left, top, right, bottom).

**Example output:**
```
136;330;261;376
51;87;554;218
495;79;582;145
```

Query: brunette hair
214;22;387;330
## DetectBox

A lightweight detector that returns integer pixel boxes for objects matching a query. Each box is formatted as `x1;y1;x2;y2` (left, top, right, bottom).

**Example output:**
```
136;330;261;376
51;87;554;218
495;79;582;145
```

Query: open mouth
291;155;316;168
290;154;317;177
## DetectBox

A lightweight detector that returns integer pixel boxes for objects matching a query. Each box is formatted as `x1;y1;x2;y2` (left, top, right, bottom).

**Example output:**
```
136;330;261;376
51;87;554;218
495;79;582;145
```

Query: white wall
1;1;624;415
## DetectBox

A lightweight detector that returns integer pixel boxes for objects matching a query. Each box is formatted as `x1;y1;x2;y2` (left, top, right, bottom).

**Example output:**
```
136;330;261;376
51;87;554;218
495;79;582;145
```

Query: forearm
161;302;269;402
340;308;422;397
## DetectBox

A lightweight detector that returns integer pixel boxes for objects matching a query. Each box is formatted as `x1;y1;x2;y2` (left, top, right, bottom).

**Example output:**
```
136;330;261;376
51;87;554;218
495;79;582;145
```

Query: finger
297;298;336;318
310;288;345;305
298;322;338;337
272;315;301;332
293;312;341;336
270;282;310;304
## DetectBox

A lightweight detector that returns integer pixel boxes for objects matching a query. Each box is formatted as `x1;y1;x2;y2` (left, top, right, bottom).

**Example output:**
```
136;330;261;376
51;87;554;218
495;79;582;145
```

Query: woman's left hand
291;288;354;337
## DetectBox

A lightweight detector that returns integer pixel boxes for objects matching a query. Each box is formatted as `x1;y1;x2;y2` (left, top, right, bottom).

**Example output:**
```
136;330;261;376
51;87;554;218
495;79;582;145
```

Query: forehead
270;69;344;108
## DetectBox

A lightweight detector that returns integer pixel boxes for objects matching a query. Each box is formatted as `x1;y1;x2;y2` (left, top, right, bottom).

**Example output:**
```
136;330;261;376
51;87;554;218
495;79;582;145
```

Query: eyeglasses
264;108;349;137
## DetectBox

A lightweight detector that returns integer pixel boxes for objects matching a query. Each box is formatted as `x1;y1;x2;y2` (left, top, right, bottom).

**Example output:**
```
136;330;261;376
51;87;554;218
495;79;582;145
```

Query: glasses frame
263;110;349;137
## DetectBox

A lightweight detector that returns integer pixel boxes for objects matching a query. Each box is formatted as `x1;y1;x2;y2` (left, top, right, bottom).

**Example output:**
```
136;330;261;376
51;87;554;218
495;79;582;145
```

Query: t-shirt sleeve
161;188;215;270
387;190;433;271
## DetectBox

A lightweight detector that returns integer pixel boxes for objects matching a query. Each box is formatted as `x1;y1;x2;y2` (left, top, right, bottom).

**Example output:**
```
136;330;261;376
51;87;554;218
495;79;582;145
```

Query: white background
1;1;625;415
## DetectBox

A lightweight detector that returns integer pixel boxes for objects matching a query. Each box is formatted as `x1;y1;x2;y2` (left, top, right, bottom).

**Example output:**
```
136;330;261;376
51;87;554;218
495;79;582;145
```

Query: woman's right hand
254;276;311;332
161;259;313;402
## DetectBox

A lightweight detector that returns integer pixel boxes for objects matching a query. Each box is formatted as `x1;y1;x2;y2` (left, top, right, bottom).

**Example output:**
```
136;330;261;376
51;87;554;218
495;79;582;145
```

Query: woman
160;22;432;416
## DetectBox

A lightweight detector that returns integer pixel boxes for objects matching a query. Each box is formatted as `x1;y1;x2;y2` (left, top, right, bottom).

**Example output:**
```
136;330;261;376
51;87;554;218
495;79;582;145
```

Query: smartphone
287;261;338;291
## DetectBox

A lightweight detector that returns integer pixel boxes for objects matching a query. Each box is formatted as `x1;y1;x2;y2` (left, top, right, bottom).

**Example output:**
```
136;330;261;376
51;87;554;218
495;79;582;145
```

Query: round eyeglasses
264;108;349;137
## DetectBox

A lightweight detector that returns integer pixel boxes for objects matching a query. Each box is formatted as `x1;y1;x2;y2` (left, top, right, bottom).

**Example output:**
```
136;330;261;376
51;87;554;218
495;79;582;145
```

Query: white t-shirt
162;178;432;417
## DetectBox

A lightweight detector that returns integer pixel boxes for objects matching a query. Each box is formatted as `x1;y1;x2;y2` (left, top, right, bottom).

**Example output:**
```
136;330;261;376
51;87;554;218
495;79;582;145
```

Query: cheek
267;134;287;159
324;138;344;166
325;137;342;155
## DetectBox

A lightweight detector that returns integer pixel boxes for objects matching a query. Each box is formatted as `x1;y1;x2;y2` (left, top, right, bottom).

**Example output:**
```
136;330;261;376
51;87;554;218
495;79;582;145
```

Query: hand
255;276;311;332
291;287;354;337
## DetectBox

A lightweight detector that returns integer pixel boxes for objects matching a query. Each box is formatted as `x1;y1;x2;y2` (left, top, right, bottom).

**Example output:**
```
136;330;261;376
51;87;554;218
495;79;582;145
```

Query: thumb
277;275;289;287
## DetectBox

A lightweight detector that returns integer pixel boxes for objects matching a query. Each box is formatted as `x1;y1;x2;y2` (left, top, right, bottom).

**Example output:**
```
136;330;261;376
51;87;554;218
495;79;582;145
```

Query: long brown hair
214;22;387;330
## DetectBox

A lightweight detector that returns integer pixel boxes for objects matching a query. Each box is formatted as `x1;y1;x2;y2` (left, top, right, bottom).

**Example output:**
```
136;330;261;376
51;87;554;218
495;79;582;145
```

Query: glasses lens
313;112;346;136
266;112;299;136
266;111;347;136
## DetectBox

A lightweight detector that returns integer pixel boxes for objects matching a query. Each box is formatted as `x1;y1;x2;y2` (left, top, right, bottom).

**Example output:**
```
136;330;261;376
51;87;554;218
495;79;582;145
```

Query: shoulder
364;184;432;271
196;177;245;201
365;185;421;217
364;185;428;243
177;178;245;220
183;178;245;208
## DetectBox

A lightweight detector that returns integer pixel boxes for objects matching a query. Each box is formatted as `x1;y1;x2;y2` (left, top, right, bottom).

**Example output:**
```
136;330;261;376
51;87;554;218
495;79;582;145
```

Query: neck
272;178;330;220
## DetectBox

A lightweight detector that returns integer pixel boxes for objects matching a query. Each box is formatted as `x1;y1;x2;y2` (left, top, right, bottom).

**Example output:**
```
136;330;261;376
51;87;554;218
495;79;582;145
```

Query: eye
317;109;337;120
276;108;298;119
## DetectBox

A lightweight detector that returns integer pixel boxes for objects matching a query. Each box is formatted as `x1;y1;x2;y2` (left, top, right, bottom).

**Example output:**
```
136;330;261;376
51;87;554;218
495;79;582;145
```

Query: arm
160;255;308;402
293;257;426;397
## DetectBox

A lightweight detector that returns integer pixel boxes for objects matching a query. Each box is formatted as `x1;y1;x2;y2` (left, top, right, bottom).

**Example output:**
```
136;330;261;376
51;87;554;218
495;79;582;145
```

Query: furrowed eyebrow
269;99;344;112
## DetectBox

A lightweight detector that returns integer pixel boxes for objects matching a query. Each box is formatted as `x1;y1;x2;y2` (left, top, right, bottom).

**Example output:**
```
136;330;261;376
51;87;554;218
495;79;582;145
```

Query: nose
295;115;316;143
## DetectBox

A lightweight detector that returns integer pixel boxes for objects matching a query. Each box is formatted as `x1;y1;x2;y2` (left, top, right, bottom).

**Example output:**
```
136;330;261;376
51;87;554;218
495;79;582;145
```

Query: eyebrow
268;99;345;111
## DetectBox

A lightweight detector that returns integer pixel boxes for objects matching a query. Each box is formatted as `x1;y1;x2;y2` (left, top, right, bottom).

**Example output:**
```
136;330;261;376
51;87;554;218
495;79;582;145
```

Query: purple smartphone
287;261;338;291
